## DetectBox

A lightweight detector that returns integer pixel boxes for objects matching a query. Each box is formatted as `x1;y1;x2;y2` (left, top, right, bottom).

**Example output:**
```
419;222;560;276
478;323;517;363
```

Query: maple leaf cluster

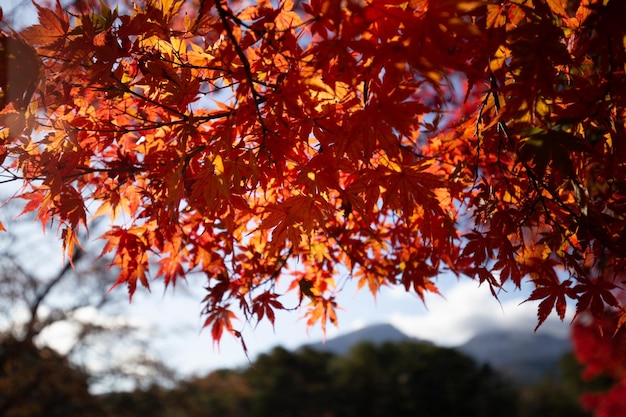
0;0;625;341
572;313;626;417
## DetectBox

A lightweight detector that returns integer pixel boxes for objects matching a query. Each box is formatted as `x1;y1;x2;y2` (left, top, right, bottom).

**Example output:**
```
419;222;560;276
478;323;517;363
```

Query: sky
99;271;574;378
2;215;576;387
0;196;575;384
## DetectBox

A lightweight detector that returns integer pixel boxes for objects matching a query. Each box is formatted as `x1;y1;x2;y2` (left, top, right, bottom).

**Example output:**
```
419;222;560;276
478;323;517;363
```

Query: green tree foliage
102;369;251;417
102;341;521;417
518;353;592;417
321;342;517;417
0;336;591;417
246;347;337;417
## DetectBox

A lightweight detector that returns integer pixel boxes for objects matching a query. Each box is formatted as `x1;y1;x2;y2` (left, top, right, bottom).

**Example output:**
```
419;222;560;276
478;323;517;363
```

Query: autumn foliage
573;314;626;417
1;0;626;341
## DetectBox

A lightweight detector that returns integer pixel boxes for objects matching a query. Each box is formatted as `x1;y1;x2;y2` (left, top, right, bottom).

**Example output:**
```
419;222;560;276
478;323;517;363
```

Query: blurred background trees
0;336;103;417
0;204;174;415
97;340;592;417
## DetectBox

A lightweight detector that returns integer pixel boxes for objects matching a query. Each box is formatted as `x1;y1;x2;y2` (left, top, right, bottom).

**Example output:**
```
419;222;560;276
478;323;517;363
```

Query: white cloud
36;305;148;355
387;280;573;346
348;318;367;331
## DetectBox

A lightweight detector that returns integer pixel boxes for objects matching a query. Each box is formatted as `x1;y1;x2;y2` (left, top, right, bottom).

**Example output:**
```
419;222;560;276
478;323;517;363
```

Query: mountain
457;330;572;383
303;323;572;384
303;323;418;355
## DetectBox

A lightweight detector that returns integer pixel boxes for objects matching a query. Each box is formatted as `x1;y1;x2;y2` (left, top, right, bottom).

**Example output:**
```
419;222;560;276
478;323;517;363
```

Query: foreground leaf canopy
1;0;626;339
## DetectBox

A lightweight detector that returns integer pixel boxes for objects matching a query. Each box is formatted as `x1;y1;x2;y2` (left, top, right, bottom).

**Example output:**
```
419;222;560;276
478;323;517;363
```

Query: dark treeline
1;336;593;417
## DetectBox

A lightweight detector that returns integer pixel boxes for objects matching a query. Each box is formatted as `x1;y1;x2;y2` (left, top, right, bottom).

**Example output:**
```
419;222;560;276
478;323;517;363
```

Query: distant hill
303;323;418;355
457;330;572;383
303;323;572;384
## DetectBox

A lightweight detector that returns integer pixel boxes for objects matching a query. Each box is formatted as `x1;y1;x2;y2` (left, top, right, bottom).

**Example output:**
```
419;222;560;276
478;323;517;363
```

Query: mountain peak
303;323;415;356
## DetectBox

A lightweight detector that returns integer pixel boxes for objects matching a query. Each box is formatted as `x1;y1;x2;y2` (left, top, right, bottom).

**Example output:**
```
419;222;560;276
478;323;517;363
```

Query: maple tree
572;312;626;417
0;0;625;343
